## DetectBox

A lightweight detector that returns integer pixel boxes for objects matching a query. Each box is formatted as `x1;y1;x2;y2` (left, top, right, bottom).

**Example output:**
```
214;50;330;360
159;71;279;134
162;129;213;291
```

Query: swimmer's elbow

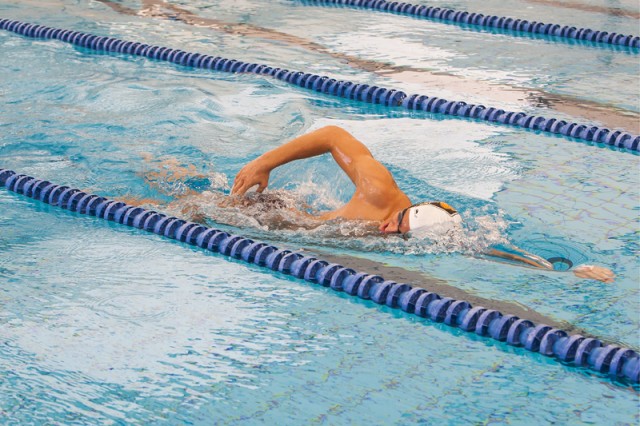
317;125;353;144
319;125;348;135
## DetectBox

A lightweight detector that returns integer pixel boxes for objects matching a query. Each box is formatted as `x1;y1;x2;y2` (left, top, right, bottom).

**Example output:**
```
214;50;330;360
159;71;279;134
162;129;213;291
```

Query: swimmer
231;125;615;283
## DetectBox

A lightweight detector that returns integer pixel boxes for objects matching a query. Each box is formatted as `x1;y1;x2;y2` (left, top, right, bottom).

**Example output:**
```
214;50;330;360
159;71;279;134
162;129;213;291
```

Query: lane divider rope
1;167;638;384
1;19;639;152
299;0;640;49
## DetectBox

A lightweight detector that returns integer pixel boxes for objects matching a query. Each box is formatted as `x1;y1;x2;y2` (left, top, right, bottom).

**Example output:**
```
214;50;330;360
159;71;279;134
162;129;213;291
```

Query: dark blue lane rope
299;0;640;49
1;19;639;153
1;168;638;384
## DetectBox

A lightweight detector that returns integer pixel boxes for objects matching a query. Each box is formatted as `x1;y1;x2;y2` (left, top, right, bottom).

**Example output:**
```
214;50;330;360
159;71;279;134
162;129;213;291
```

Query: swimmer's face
379;208;411;234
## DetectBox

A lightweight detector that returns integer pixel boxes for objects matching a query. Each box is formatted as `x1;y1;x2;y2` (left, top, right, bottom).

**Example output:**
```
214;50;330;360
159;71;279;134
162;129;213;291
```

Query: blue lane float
299;0;640;49
1;167;639;385
0;19;639;152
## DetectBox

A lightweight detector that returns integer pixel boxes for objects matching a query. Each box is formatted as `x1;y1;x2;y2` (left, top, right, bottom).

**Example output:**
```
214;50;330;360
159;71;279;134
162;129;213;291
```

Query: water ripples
1;1;639;422
0;230;341;420
90;292;178;321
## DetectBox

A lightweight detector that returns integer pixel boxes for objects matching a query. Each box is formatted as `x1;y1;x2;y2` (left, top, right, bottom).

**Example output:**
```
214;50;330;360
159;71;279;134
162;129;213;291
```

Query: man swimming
230;125;615;283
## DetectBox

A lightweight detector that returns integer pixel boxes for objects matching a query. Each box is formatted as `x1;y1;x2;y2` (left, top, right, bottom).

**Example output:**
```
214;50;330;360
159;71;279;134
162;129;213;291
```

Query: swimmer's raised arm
232;125;385;195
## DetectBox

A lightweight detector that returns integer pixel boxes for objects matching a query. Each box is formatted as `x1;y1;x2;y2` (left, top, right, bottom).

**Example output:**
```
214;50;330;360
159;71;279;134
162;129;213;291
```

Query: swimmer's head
379;201;463;237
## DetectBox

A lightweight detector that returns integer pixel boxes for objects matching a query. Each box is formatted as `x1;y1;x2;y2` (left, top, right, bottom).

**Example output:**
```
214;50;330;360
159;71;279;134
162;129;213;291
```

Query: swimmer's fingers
232;162;270;195
233;179;267;195
256;180;267;193
231;174;260;195
231;168;249;194
231;175;244;194
573;265;616;283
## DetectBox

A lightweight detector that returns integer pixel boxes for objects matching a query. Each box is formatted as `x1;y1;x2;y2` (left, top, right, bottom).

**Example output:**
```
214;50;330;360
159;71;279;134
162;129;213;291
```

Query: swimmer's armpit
572;265;615;284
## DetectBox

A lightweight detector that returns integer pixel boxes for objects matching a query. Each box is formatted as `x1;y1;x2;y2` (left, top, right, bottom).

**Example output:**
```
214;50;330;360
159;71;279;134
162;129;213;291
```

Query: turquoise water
1;0;639;424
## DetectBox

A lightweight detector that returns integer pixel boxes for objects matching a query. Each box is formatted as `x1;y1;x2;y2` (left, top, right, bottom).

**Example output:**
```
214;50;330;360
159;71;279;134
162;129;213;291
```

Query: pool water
1;0;639;424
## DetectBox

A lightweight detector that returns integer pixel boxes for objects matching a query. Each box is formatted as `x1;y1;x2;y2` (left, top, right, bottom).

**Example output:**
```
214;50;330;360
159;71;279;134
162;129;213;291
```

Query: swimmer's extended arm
485;248;554;269
231;125;394;196
486;247;615;283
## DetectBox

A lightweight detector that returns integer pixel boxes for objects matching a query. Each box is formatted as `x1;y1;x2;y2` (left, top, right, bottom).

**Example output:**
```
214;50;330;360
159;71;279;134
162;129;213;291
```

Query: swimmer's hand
573;265;615;283
232;158;271;195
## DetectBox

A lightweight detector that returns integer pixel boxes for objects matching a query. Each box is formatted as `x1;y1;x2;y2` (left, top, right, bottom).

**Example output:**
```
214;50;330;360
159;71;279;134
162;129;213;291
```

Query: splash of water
159;178;510;257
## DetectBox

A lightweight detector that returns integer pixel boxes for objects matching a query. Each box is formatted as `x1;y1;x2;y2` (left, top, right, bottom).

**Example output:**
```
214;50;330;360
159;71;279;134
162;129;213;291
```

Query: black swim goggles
396;206;411;234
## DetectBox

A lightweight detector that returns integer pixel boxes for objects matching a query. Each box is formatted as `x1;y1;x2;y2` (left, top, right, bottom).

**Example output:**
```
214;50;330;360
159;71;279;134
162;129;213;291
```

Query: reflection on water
0;224;337;421
1;199;638;424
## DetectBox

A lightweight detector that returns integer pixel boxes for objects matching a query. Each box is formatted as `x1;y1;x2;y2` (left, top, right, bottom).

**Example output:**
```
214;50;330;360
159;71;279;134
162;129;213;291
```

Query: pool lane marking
0;19;638;152
1;168;639;385
298;0;640;50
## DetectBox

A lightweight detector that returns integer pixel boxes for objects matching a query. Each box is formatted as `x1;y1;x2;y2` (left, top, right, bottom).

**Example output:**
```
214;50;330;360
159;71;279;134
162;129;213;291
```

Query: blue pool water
1;0;639;423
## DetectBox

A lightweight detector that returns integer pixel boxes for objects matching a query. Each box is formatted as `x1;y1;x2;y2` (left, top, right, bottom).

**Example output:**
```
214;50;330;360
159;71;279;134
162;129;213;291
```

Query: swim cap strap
397;207;410;234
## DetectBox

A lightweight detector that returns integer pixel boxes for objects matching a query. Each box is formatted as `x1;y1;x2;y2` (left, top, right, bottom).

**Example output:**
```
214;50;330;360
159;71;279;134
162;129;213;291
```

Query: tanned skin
231;126;615;283
232;125;413;232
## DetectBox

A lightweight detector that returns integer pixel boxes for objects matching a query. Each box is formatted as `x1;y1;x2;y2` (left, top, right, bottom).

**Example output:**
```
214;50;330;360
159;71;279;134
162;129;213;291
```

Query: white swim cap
407;201;462;235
